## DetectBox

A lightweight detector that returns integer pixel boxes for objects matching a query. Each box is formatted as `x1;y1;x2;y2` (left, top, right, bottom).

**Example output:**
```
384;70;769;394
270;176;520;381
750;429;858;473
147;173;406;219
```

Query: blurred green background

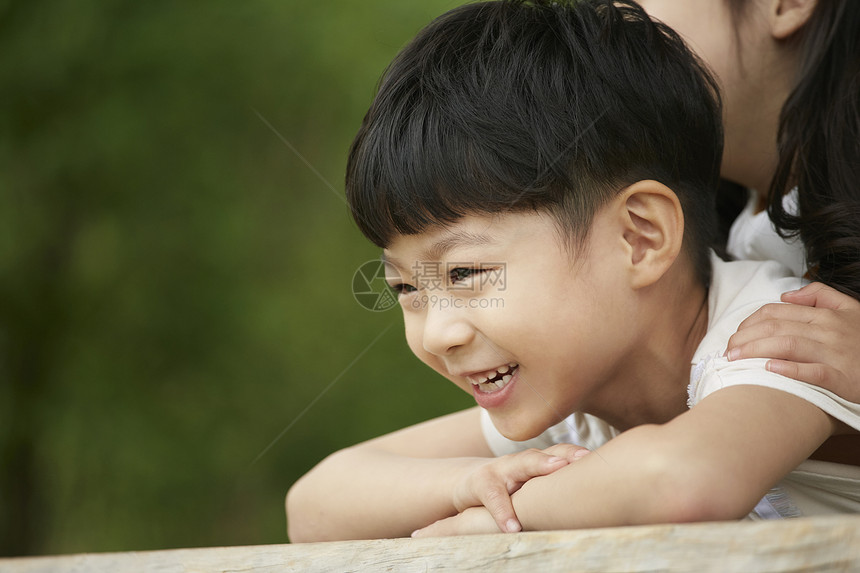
0;0;471;556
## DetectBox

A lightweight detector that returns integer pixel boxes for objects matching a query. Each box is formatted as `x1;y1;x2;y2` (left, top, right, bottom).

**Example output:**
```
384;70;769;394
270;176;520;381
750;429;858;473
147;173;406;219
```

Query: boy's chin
491;415;549;443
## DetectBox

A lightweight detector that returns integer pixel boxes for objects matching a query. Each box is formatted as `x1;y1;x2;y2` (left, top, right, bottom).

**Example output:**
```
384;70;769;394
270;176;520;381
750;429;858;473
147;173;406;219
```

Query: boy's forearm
287;407;494;542
287;446;484;542
512;387;833;531
510;424;730;531
411;424;721;538
287;407;499;542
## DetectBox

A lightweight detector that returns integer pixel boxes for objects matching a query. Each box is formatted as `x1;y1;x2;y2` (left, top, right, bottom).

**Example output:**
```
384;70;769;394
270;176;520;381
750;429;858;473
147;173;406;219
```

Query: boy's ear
615;180;684;290
769;0;817;40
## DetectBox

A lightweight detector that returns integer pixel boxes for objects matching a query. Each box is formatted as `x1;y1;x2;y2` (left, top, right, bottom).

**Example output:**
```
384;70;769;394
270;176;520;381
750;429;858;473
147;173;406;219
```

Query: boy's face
383;210;638;441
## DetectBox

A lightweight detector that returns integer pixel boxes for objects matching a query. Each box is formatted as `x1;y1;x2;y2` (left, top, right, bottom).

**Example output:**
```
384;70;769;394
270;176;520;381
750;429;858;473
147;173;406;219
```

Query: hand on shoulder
726;282;860;403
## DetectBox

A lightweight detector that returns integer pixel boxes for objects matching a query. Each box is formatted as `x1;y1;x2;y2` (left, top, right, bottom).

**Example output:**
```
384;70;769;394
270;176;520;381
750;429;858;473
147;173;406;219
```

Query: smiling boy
286;0;860;541
384;207;708;440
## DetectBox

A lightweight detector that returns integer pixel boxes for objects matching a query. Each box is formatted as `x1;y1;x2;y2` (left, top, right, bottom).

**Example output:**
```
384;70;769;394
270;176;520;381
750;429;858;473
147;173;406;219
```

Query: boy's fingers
477;450;573;532
412;508;499;538
457;448;577;533
477;486;520;533
411;516;453;538
572;448;591;460
542;443;590;462
502;449;569;483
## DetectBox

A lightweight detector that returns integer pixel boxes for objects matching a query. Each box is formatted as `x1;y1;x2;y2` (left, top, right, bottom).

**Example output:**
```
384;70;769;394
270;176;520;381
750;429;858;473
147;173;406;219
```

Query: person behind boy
287;0;860;541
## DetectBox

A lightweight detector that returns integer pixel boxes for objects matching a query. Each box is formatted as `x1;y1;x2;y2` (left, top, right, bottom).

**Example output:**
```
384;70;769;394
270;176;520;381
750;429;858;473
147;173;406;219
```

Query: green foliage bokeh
0;0;470;555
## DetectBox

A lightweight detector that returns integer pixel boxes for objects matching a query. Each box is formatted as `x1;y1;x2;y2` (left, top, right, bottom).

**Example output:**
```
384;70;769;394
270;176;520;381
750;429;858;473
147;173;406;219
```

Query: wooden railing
3;515;859;572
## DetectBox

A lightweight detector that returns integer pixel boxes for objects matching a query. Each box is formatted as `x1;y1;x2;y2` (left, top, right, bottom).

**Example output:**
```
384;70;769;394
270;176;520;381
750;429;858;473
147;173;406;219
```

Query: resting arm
286;407;491;542
286;406;583;541
415;385;835;536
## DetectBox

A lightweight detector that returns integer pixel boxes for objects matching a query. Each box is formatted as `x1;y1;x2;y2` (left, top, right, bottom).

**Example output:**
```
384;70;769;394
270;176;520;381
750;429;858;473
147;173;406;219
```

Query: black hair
771;1;860;299
346;0;723;285
729;0;860;299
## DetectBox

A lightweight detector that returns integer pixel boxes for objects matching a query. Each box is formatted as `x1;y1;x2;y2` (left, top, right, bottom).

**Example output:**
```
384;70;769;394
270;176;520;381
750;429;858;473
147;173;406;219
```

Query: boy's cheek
404;326;434;366
403;317;472;391
404;331;469;390
403;321;424;359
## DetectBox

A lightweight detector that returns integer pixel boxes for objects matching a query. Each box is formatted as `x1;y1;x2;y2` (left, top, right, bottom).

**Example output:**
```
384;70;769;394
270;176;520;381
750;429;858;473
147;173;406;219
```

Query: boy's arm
286;407;488;542
286;406;580;542
415;386;835;536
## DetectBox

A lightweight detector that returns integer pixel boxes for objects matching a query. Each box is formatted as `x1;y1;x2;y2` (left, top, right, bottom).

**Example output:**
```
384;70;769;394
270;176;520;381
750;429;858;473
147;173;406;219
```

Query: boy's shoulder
689;254;860;438
696;254;805;361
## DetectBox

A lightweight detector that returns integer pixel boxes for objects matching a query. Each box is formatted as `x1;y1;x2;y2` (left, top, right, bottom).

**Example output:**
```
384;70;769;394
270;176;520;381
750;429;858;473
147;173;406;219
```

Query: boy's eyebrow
423;231;495;261
383;231;496;270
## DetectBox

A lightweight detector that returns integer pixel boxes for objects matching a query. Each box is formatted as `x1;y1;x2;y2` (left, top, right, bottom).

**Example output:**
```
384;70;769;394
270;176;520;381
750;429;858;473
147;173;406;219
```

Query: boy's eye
389;282;417;295
448;267;487;283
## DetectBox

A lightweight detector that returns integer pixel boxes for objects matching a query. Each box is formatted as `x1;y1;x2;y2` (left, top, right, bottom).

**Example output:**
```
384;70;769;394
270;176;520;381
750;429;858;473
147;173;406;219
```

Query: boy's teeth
498;365;510;374
474;365;517;393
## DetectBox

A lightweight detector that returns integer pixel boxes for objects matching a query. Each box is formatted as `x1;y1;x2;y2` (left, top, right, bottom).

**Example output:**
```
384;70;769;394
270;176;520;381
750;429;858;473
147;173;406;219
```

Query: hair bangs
347;64;560;248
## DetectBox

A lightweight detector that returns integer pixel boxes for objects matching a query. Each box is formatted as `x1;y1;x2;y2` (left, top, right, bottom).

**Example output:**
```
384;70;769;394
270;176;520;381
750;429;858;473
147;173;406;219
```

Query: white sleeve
689;355;860;431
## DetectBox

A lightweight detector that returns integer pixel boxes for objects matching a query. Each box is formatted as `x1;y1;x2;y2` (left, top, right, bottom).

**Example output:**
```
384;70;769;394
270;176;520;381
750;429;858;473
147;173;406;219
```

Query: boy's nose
421;304;475;356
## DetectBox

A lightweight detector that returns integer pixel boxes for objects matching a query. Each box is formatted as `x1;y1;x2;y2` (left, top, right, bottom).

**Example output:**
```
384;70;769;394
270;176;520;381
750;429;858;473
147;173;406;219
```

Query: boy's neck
585;265;710;432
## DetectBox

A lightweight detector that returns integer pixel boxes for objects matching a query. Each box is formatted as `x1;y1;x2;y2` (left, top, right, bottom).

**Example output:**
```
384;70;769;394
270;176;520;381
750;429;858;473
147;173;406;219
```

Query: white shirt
726;188;806;276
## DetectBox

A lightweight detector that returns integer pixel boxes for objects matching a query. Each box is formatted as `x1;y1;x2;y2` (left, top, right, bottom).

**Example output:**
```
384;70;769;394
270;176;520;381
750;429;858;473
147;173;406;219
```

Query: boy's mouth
470;363;518;393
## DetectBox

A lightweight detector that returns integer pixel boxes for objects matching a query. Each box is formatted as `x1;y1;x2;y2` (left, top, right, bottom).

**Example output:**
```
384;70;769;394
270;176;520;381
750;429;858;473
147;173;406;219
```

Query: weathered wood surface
3;515;860;572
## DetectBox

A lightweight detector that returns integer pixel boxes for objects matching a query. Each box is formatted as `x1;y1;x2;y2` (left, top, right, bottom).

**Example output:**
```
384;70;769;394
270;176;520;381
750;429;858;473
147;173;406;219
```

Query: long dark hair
732;0;860;298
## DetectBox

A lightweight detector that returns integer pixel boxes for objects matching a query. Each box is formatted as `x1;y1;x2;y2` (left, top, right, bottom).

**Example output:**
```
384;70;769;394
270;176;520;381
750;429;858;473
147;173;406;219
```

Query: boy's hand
452;443;589;534
726;282;860;402
412;506;497;538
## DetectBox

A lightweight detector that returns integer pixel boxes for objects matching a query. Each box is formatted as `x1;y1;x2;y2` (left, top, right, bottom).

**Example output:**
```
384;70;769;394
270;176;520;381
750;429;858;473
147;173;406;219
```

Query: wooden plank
3;515;859;572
